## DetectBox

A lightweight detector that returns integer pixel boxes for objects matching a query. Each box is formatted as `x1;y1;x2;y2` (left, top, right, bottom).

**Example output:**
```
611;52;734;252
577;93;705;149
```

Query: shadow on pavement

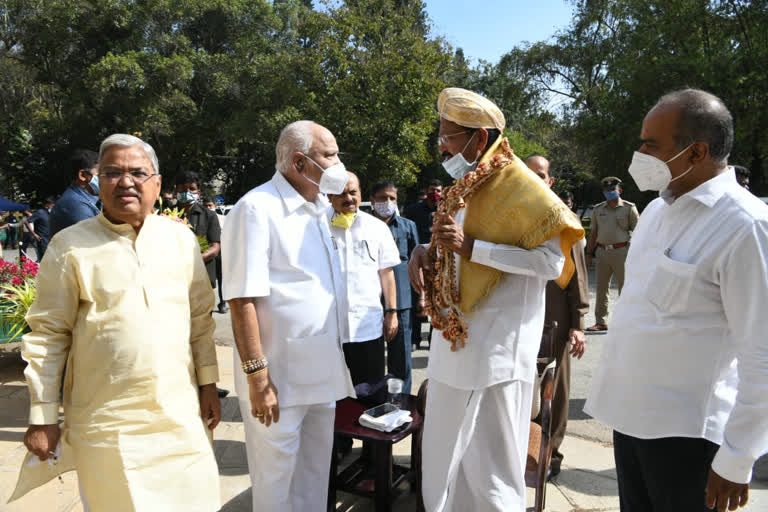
568;398;593;421
221;397;242;423
0;429;24;443
554;467;618;497
219;486;251;511
412;354;428;370
214;439;248;476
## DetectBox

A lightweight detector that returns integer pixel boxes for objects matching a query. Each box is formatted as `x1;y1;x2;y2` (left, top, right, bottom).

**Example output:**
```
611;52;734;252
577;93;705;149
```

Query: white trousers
422;379;533;512
239;396;335;512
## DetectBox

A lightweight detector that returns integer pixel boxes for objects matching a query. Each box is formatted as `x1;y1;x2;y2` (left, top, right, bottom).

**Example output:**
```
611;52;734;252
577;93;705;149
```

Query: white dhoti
422;379;533;512
235;364;335;512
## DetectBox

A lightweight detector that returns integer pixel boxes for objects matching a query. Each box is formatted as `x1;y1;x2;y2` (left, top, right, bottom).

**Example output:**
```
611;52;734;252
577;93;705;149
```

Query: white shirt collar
272;171;328;215
661;168;734;207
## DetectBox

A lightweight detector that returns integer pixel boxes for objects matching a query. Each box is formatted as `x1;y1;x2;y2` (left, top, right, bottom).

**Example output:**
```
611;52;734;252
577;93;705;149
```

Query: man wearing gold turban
409;88;584;511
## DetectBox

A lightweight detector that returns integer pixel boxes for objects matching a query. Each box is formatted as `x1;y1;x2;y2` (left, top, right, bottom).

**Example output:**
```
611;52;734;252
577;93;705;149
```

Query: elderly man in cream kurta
19;134;221;511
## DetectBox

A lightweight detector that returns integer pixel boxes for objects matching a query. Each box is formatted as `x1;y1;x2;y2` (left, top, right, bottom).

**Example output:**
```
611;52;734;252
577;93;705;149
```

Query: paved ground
1;248;767;510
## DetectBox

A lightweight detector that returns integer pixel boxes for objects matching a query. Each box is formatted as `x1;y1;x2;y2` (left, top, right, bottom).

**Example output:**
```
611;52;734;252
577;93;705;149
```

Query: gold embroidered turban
437;87;506;131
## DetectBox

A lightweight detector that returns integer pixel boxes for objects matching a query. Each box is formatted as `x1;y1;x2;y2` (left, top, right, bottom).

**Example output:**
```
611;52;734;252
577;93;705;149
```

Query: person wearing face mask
404;178;443;245
585;89;768;512
404;179;443;349
409;88;585;512
370;180;420;394
24;197;56;262
221;120;356;511
584;176;639;332
176;172;221;293
50;149;101;238
327;172;400;390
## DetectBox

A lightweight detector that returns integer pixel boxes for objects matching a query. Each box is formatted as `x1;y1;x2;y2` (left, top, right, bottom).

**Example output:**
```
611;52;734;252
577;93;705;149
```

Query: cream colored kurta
19;213;220;511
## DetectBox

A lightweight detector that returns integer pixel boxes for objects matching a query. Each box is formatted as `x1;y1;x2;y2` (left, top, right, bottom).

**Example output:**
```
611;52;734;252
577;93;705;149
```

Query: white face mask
373;200;397;218
302;155;348;195
442;132;478;180
177;190;200;204
627;144;694;192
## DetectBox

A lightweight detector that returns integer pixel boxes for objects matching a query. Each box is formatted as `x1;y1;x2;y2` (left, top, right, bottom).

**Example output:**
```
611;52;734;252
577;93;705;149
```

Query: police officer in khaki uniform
585;177;639;331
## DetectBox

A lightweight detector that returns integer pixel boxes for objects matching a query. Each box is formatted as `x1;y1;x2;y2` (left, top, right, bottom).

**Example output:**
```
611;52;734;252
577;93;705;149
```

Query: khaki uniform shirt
591;198;639;245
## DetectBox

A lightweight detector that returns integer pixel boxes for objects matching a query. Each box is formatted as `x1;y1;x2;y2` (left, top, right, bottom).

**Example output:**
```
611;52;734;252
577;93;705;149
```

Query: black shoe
217;302;229;314
217;387;230;398
547;464;561;482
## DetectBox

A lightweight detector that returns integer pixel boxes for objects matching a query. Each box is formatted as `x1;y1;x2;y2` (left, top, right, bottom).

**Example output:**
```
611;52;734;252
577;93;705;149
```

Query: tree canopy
1;0;766;208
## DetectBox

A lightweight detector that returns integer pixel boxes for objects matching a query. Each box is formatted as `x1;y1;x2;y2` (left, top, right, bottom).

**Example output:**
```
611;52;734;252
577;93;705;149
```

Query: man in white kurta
21;134;221;511
328;172;401;385
409;89;580;512
222;120;355;511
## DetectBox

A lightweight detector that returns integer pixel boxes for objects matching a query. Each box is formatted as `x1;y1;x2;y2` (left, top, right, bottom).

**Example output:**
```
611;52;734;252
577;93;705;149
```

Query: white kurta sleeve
470;235;565;279
221;199;270;300
187;233;219;386
712;220;768;484
22;241;79;424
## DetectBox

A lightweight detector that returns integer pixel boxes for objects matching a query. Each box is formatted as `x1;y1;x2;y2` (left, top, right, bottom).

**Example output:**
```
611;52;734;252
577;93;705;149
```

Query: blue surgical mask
603;189;619;201
89;173;100;196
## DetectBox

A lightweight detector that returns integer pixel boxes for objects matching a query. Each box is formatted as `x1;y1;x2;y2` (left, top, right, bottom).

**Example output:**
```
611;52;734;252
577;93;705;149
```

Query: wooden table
328;396;423;512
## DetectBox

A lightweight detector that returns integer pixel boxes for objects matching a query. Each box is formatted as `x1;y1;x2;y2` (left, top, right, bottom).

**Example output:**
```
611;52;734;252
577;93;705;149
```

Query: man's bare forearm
379;268;397;310
228;297;264;363
202;241;221;263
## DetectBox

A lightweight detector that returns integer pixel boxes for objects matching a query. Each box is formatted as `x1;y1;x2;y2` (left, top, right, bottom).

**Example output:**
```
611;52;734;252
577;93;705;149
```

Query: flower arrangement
0;255;39;343
158;207;209;253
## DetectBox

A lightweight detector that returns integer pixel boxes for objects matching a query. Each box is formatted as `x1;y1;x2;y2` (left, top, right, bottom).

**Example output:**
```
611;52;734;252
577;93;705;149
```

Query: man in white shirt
586;89;768;512
409;88;583;512
221;120;355;511
328;172;400;386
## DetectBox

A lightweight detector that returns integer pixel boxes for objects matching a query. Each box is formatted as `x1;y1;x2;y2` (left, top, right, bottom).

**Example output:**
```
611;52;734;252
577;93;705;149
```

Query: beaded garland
424;138;516;351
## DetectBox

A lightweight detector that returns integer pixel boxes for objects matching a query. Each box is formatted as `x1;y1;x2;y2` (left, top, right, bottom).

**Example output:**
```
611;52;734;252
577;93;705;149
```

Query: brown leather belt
598;242;629;250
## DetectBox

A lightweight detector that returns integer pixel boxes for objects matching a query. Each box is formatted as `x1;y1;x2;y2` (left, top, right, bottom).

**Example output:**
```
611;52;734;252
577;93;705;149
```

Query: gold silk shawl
425;137;585;350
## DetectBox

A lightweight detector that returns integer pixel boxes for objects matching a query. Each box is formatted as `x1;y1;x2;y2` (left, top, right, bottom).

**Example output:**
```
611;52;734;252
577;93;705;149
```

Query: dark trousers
549;333;571;468
613;430;719;512
214;254;224;304
386;309;412;394
342;338;385;386
410;290;425;348
36;237;49;262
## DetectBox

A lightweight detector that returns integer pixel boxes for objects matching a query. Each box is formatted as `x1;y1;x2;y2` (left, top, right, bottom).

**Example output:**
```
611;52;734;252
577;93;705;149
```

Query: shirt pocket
353;239;379;269
283;332;334;385
646;253;697;315
616;209;630;231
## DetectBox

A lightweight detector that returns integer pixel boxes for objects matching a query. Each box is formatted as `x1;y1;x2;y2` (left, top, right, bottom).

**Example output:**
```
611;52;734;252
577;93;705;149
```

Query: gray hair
275;120;317;174
654;89;733;163
99;134;160;174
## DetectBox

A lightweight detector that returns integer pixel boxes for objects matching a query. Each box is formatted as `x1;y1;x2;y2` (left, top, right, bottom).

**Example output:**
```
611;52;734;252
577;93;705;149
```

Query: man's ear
293;152;305;172
477;128;489;153
690;142;709;165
